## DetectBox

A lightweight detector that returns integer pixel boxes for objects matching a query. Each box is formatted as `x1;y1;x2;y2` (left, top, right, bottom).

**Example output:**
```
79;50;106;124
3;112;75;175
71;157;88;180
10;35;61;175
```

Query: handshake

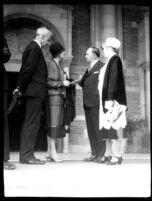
63;75;82;87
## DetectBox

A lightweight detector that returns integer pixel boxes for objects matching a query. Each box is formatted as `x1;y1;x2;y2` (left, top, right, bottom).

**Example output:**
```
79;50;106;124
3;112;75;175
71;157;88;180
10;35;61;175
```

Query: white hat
102;37;121;50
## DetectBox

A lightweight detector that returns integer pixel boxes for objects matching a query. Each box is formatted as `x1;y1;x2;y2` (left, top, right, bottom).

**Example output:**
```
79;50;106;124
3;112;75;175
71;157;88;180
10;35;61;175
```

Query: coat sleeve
17;45;40;93
79;80;82;87
79;70;87;87
108;56;123;100
47;61;64;89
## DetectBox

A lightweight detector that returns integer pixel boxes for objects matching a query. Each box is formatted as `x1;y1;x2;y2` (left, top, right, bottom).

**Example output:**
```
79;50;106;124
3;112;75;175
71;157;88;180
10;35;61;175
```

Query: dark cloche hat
49;42;65;58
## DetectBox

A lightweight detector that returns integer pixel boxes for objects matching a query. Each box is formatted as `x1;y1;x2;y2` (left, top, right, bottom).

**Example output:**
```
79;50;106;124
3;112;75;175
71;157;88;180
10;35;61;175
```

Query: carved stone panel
5;27;53;61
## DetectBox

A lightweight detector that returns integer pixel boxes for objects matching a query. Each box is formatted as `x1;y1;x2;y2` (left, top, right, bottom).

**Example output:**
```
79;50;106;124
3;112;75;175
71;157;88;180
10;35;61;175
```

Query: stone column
139;65;146;119
138;12;150;132
138;12;150;153
144;13;150;132
100;5;124;61
91;5;117;62
91;5;117;51
100;5;117;42
144;63;150;131
90;5;101;47
63;55;73;76
66;7;72;56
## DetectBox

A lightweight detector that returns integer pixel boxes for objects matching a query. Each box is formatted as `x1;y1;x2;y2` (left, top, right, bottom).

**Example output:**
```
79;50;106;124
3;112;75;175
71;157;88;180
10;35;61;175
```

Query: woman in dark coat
98;37;127;165
46;42;70;162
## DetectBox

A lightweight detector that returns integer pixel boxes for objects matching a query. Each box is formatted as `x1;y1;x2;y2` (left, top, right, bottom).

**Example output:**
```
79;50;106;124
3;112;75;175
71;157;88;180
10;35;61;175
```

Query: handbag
8;92;25;116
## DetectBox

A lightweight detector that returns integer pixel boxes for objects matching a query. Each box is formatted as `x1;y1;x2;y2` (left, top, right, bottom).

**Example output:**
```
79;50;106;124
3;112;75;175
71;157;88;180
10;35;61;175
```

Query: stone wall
122;6;147;118
4;4;70;53
69;5;91;152
122;6;150;153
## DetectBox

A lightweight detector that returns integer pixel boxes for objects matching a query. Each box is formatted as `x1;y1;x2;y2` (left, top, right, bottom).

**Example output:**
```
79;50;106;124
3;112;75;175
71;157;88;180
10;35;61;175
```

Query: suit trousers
84;107;106;157
4;91;10;161
19;97;43;161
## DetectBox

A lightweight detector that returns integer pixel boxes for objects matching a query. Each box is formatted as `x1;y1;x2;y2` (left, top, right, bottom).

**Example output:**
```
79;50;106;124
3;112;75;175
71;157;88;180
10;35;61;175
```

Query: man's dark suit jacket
79;60;104;108
17;41;47;100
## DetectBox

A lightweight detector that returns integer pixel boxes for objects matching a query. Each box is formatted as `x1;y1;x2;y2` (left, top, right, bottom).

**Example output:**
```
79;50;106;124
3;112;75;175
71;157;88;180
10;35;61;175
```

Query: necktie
87;64;92;71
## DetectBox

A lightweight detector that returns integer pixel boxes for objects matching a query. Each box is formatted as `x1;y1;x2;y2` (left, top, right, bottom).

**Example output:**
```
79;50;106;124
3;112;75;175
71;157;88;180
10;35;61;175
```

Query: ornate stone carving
138;61;150;71
5;27;54;61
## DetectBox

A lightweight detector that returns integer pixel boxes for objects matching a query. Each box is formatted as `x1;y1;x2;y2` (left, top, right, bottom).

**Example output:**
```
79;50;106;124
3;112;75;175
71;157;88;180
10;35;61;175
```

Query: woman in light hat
46;42;70;162
98;37;128;165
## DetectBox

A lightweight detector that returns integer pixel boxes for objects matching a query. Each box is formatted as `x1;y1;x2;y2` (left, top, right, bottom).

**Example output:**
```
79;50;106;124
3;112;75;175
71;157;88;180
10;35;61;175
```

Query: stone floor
3;152;151;198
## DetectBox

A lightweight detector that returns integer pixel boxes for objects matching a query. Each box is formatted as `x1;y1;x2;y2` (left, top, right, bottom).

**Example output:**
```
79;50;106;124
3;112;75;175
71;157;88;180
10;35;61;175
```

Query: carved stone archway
4;12;64;44
4;13;65;71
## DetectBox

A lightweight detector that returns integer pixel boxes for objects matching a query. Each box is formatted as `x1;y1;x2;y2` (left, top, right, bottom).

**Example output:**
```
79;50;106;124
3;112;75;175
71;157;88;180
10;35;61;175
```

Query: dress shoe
94;156;103;163
20;158;45;164
106;157;123;165
46;156;63;163
4;161;16;170
95;156;111;163
83;155;97;162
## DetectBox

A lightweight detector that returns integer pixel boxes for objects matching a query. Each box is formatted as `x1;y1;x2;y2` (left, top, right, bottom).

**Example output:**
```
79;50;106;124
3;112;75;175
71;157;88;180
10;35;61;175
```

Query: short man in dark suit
14;27;52;164
79;47;106;162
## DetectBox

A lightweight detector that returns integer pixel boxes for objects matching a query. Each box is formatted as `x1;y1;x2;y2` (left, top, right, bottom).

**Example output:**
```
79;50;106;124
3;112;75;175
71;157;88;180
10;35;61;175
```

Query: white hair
36;26;52;37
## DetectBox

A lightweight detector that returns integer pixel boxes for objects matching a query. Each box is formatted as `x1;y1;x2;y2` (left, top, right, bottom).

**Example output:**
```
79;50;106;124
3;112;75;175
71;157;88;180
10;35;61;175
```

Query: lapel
52;59;66;80
80;60;102;87
80;68;89;86
33;40;47;68
86;60;101;78
39;46;47;74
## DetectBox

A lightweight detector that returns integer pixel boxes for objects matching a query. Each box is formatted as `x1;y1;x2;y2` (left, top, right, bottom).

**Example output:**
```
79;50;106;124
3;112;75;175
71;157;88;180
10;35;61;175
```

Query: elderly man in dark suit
14;27;52;164
79;47;106;162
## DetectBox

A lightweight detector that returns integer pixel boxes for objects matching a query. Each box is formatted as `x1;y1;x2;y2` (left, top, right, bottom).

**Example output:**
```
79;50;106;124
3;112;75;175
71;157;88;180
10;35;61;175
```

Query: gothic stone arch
4;13;65;70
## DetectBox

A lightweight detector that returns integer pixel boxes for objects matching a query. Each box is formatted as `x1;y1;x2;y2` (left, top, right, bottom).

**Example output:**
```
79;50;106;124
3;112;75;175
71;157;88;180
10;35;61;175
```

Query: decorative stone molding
138;61;150;71
62;55;73;76
58;4;74;10
5;28;34;60
5;28;53;61
63;55;73;67
4;12;64;45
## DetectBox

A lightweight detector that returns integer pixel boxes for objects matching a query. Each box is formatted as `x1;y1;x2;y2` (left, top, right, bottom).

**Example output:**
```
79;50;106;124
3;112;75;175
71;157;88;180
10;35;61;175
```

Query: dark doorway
7;72;47;151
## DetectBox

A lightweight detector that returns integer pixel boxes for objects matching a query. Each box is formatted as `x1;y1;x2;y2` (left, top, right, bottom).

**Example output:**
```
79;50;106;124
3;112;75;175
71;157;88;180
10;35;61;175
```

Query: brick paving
3;152;151;197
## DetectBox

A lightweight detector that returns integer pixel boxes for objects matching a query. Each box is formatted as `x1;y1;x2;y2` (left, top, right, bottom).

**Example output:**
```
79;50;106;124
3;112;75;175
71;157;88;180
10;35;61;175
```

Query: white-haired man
14;27;52;164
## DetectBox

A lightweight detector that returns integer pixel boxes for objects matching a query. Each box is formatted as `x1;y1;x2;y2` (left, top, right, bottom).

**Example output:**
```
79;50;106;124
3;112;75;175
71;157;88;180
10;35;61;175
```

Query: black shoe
83;155;97;162
96;156;111;163
20;158;45;165
94;156;104;163
46;156;63;163
4;161;16;170
106;157;123;165
118;157;123;164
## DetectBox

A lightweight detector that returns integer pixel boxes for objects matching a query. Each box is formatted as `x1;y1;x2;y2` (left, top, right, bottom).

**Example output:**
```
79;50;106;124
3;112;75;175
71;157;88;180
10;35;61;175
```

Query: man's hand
13;88;22;96
63;80;70;87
